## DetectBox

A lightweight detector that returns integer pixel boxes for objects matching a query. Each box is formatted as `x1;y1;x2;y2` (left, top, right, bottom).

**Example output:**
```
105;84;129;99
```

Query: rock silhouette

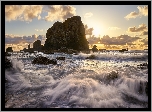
5;57;12;69
6;47;13;52
56;57;65;60
92;45;98;52
86;55;96;59
32;56;57;65
44;16;89;51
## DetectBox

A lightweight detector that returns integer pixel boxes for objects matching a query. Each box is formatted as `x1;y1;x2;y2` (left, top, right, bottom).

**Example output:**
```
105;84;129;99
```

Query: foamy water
5;51;148;108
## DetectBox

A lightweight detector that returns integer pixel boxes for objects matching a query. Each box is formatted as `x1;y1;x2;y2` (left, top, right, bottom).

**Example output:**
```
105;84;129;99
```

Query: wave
5;57;148;108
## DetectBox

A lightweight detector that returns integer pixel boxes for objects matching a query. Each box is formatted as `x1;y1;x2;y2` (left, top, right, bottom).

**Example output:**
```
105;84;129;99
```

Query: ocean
5;50;148;108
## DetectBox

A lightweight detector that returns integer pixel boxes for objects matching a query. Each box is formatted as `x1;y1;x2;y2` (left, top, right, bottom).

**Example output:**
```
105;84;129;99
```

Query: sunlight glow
93;28;101;37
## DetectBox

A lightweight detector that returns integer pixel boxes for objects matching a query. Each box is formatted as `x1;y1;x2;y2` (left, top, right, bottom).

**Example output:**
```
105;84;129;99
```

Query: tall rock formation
44;16;89;51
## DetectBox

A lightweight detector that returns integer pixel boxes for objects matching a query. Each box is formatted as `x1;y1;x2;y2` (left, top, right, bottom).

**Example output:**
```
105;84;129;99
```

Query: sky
5;5;148;51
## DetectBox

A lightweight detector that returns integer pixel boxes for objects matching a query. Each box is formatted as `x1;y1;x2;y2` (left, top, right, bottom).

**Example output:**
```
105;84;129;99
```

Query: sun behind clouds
93;28;101;37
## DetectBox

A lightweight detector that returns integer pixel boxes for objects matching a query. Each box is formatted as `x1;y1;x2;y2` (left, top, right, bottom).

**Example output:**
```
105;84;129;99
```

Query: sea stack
44;16;89;51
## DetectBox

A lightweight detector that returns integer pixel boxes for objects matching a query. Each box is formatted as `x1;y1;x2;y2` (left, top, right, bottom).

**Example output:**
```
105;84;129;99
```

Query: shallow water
5;51;148;108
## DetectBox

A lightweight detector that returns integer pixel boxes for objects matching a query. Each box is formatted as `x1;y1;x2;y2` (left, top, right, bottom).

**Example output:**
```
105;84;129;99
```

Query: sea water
5;50;148;108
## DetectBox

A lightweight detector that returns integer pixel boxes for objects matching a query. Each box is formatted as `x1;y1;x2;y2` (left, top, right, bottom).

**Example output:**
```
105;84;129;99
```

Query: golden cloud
125;6;148;20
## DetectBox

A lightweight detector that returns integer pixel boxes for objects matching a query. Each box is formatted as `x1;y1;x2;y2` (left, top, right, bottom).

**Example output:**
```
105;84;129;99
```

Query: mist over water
5;51;148;108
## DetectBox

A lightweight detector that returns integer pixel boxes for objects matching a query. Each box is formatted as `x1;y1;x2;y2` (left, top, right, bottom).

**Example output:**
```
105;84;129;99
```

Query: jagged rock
137;63;148;69
56;57;65;60
5;57;12;69
32;56;57;65
5;52;11;56
44;16;89;51
6;47;13;52
92;45;98;53
86;55;96;59
43;50;54;54
106;71;118;80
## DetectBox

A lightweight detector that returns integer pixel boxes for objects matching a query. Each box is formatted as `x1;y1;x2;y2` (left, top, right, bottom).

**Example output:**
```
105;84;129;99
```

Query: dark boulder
137;63;148;69
5;57;12;69
106;71;118;81
86;55;96;59
5;52;11;56
32;56;57;65
56;57;65;60
43;50;54;54
6;47;13;52
92;45;98;53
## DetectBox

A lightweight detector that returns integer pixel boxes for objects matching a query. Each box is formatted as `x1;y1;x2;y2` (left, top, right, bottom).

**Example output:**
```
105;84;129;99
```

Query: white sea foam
5;51;148;108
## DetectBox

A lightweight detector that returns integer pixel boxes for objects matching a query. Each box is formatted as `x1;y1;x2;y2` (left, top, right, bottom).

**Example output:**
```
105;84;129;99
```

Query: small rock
56;57;65;60
137;63;148;69
32;56;57;65
86;55;96;59
5;57;12;69
106;71;118;80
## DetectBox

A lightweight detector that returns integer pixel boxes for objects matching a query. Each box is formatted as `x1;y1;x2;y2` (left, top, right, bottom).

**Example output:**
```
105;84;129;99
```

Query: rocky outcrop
137;63;148;69
106;71;118;81
56;57;65;60
86;55;96;59
32;56;57;65
6;47;13;52
33;40;41;51
44;16;89;51
5;52;11;56
5;57;12;69
92;45;98;53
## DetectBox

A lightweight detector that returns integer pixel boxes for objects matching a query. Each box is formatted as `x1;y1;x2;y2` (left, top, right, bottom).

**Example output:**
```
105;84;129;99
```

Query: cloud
5;34;24;44
100;34;141;45
128;24;147;32
5;5;43;22
22;5;43;22
137;6;148;16
38;15;41;20
125;6;148;20
87;35;100;45
45;5;76;22
108;27;120;30
84;24;94;35
37;35;46;44
124;11;139;20
5;5;25;21
140;37;148;45
84;12;93;18
140;31;148;36
5;34;45;45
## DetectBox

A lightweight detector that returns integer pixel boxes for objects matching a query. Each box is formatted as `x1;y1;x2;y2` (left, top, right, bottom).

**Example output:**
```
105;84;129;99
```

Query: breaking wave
5;51;148;108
